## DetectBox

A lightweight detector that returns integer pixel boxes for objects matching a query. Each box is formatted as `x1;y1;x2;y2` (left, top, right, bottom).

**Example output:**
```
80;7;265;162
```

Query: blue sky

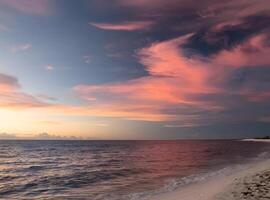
0;0;270;139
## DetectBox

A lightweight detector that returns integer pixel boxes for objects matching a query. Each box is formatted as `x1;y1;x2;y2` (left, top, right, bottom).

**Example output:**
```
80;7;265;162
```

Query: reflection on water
0;140;269;199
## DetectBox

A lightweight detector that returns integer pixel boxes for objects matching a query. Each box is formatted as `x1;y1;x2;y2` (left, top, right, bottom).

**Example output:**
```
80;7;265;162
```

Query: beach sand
149;157;270;200
242;139;270;143
217;166;270;200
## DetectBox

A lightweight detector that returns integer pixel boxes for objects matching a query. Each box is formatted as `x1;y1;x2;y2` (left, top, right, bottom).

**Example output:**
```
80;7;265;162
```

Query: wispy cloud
2;33;268;127
117;0;270;18
91;123;109;127
73;34;220;123
39;120;61;125
45;65;54;71
90;21;154;31
0;0;52;15
165;123;202;128
73;31;270;126
83;55;91;64
212;34;270;68
1;31;269;127
37;94;58;101
0;73;49;109
11;43;32;53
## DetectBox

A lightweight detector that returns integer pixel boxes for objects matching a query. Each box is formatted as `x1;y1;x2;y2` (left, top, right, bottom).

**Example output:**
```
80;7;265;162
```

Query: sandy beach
242;139;270;143
217;163;270;200
150;151;270;200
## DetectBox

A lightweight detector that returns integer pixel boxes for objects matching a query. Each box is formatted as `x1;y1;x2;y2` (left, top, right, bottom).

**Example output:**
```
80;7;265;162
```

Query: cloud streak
45;65;54;71
0;0;52;15
90;21;154;31
0;73;49;110
11;43;32;53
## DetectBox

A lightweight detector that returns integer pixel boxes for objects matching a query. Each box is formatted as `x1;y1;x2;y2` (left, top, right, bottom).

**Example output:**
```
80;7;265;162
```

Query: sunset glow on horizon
0;0;270;139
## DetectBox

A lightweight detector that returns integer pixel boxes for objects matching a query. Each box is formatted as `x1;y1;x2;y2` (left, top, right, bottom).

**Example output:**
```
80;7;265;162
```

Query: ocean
0;140;269;200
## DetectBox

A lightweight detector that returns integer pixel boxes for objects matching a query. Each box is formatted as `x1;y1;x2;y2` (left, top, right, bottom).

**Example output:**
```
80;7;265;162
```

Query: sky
0;0;270;139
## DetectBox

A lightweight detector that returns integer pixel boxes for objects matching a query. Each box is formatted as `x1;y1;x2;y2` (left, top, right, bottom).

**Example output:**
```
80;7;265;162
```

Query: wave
122;150;270;200
0;140;269;200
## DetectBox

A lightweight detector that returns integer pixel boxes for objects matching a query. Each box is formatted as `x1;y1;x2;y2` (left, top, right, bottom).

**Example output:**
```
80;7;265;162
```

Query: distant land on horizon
0;132;270;141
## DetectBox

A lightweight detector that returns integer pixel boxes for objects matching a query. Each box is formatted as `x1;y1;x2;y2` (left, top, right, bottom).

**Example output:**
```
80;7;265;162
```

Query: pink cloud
45;65;54;71
165;122;207;128
1;32;269;126
90;21;154;31
117;0;177;9
242;91;270;103
75;34;220;103
73;34;223;123
46;104;173;122
0;0;52;15
0;73;20;90
117;0;270;26
210;19;243;32
0;73;49;109
212;34;270;68
0;73;168;121
73;32;270;125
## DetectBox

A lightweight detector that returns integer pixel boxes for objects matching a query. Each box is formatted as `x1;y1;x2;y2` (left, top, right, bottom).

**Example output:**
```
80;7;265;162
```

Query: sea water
0;140;269;200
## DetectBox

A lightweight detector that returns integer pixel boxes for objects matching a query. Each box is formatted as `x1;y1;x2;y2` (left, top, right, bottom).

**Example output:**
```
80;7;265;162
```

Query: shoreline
242;139;270;143
149;158;270;200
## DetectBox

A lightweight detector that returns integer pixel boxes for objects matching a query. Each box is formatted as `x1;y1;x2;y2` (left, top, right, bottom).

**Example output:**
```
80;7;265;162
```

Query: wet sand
150;156;270;200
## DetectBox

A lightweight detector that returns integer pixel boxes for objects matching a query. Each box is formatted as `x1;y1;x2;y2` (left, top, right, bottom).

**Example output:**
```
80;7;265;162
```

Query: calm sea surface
0;140;269;200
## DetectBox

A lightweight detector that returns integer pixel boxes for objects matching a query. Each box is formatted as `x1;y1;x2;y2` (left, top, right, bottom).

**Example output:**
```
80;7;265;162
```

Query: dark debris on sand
231;170;270;200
